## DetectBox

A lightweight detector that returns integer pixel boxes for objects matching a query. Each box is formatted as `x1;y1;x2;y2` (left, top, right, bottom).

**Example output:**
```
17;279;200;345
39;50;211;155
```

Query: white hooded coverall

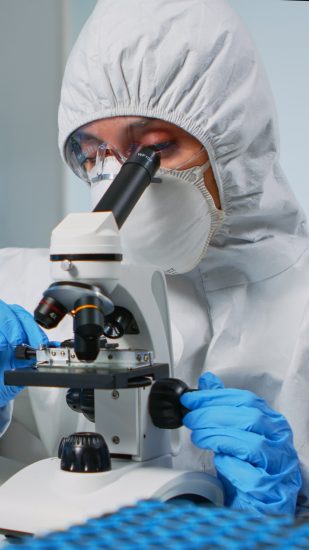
0;0;309;511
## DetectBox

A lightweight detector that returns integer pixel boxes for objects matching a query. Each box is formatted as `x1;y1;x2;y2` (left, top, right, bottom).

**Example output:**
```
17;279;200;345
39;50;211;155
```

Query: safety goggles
65;118;206;184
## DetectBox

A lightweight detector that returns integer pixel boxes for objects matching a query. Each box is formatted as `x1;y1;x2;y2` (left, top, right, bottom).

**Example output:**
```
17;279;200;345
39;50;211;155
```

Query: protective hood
58;0;308;290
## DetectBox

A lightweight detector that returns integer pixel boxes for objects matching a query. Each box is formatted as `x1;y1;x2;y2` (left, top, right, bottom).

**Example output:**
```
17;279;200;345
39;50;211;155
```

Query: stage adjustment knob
58;432;111;473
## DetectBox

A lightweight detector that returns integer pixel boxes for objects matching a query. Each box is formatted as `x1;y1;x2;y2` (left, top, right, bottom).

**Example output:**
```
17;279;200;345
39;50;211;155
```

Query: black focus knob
66;388;95;423
58;432;111;473
15;344;37;360
148;378;191;429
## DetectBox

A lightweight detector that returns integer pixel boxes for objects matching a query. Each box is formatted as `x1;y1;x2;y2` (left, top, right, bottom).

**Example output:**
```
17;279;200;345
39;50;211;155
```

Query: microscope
0;147;223;537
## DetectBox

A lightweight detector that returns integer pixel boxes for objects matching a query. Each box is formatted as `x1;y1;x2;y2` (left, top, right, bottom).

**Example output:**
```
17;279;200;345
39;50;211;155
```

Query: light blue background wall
0;0;308;246
0;0;63;247
62;0;97;216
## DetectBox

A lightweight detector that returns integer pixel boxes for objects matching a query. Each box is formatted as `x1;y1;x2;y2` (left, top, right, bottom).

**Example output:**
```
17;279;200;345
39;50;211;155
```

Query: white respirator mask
90;158;224;275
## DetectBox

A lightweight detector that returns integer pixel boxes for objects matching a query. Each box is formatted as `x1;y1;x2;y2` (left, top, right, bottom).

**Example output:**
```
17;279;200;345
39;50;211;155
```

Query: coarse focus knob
66;388;95;422
148;378;191;429
58;432;111;473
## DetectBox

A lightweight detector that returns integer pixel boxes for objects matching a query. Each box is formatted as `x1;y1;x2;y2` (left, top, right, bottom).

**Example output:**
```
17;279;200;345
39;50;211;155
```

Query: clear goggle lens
65;119;206;184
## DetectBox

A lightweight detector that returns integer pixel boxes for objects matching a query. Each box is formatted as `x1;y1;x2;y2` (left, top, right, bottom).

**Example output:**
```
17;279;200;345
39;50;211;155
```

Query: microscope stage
5;362;169;389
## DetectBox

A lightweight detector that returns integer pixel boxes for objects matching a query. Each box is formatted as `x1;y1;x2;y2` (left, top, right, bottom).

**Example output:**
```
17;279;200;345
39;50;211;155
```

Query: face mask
90;156;122;209
120;161;224;275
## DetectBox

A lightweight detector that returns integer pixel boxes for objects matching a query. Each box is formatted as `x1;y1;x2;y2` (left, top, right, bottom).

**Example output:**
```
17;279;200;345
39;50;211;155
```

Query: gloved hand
0;300;48;408
180;372;302;516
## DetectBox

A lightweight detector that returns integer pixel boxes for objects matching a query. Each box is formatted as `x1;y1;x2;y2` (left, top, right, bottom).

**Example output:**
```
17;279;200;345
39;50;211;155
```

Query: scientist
1;0;309;516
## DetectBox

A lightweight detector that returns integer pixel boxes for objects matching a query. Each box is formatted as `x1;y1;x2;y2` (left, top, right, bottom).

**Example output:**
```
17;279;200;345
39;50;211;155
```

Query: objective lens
73;295;105;361
34;296;68;329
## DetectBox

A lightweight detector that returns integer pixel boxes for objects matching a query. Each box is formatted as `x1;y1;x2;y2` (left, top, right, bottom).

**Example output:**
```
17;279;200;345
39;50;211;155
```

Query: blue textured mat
5;500;309;549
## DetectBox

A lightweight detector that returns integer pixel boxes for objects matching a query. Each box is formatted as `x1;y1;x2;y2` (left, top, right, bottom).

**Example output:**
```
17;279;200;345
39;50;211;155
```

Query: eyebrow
129;118;151;128
78;118;153;142
77;131;102;142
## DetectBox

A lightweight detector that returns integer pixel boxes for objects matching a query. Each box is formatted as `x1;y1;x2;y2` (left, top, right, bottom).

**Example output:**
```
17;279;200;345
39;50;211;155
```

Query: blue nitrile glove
0;300;48;407
180;372;302;516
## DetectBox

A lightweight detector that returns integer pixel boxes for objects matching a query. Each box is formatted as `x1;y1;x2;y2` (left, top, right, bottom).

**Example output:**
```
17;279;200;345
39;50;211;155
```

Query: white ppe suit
1;0;309;510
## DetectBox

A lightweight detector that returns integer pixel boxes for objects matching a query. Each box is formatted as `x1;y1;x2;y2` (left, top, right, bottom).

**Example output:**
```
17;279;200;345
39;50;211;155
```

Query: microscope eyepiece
93;146;160;228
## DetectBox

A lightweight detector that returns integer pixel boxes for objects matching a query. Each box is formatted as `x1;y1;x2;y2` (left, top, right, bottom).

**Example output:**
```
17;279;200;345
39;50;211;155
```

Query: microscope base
0;457;223;536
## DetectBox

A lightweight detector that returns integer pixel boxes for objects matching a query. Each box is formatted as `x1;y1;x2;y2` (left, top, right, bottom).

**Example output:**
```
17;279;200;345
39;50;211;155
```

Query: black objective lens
34;296;68;329
73;295;105;361
103;306;136;339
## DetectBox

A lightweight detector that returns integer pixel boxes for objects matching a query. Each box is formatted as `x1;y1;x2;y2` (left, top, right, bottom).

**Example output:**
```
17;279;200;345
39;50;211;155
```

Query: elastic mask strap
173;145;205;170
199;159;211;174
154;159;212;183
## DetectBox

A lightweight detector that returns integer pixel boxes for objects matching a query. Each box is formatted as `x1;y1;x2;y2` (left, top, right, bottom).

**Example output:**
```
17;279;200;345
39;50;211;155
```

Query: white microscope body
0;150;223;536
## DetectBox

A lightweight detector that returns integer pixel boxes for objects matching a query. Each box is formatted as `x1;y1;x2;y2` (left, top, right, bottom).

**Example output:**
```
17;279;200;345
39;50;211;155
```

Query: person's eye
80;146;99;167
82;155;97;169
152;141;177;156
